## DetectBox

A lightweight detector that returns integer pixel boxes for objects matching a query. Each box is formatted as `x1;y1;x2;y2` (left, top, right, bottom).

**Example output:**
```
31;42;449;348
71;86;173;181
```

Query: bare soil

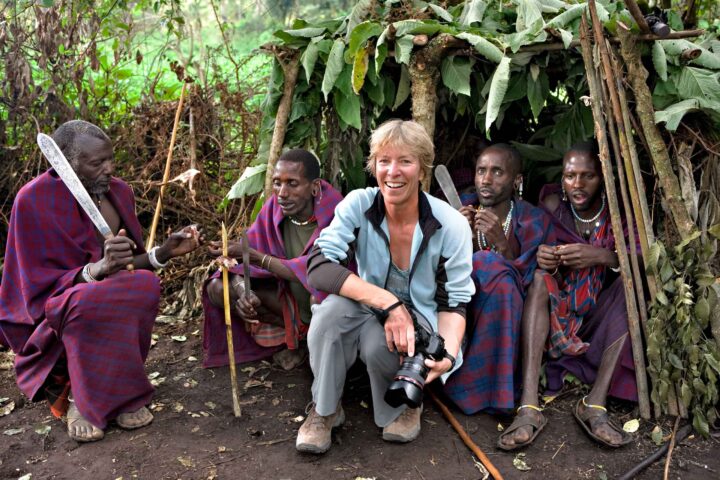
1;314;718;480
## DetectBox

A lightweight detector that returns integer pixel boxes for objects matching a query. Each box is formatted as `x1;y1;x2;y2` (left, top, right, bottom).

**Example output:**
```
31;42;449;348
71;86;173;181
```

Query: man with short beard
498;142;636;450
203;149;343;371
0;120;202;442
443;144;554;414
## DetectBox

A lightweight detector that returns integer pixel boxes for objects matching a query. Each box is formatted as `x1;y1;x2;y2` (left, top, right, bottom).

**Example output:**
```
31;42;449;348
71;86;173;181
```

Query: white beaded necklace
289;216;314;226
570;194;605;237
477;200;514;251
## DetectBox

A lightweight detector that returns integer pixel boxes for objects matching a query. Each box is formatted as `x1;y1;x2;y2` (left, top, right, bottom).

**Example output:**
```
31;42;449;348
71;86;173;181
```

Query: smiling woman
297;119;475;454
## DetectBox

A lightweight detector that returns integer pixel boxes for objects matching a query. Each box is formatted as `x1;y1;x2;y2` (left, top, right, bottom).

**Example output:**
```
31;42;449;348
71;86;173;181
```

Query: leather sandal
573;397;631;448
497;404;547;451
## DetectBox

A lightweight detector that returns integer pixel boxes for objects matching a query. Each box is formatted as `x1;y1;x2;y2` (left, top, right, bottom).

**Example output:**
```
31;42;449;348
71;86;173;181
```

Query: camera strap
375;300;404;322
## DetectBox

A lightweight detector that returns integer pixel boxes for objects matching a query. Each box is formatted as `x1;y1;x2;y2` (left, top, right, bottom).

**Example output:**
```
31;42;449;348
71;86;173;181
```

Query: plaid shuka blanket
444;198;554;414
0;170;160;428
202;180;343;367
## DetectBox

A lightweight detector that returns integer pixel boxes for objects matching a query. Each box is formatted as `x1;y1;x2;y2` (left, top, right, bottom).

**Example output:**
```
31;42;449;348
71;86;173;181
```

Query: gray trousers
309;294;406;427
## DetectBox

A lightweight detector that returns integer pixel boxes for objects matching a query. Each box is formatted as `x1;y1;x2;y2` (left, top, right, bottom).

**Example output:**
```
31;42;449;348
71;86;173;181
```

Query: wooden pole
147;83;187;248
616;23;698;241
581;6;651;419
263;49;300;199
625;0;652;34
222;222;242;417
428;390;504;480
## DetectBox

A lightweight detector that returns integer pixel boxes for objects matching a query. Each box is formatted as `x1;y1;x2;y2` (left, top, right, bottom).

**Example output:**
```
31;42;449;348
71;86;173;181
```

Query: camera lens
384;355;428;408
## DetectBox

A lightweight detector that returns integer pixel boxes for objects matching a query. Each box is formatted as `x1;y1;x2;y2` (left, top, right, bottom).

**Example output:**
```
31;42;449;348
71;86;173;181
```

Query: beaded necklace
477;200;514;251
570;194;605;237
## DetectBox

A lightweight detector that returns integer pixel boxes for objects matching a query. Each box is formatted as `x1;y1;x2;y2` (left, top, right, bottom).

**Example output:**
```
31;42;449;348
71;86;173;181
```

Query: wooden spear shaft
147;82;187;249
428;390;504;480
580;8;651;419
221;222;242;417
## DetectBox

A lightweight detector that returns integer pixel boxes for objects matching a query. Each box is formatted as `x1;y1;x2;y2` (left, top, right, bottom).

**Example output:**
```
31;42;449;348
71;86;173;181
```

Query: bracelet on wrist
81;263;98;283
443;352;457;372
148;246;168;270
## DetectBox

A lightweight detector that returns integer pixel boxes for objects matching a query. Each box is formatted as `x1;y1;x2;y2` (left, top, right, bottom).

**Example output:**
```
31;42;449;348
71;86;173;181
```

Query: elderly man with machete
0;120;202;442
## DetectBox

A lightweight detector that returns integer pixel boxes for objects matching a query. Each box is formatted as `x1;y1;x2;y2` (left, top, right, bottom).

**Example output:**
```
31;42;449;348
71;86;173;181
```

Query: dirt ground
1;312;719;480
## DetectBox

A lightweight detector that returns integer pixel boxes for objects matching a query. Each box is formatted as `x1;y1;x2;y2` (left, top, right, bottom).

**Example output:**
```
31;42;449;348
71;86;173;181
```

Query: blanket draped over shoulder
540;183;638;401
202;180;343;367
0;170;160;428
444;198;554;414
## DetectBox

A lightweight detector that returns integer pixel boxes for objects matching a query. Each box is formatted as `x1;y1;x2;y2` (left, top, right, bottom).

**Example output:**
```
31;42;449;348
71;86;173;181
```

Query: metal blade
434;164;463;211
242;231;251;294
37;133;113;240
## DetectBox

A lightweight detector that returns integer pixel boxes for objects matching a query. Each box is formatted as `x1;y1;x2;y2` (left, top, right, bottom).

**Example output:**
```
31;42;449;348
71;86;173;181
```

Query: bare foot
577;402;625;446
273;346;307;371
67;402;104;442
499;407;545;448
116;406;153;430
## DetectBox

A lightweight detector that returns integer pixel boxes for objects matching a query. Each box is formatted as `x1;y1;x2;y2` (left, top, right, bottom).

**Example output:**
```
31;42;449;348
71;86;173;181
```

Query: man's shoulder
15;170;57;204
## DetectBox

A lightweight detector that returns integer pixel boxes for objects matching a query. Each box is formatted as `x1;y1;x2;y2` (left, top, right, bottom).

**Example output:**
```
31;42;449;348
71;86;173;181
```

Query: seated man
0;120;201;442
296;120;474;454
498;142;637;450
443;144;554;414
204;149;343;370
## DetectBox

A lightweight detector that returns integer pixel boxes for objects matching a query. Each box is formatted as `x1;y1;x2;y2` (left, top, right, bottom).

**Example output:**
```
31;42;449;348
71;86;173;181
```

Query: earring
518;181;523;198
601;190;606;201
561;185;567;201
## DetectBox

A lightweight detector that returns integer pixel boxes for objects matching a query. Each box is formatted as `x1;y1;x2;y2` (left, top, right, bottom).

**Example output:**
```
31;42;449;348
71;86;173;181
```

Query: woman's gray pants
309;294;406;427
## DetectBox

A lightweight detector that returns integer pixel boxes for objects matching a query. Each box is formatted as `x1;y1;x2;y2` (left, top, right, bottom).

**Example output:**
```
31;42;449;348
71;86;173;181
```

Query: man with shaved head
498;141;637;449
444;144;554;414
0;120;202;442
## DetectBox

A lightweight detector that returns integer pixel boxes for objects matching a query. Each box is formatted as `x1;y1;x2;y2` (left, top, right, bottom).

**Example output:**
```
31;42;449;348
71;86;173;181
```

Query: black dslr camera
377;305;447;408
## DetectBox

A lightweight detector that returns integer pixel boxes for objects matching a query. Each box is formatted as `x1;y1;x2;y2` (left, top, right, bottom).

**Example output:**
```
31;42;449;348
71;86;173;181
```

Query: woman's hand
424;357;453;384
384;303;416;357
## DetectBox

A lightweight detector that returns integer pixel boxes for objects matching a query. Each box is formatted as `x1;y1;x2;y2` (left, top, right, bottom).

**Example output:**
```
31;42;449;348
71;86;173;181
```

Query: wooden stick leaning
147;82;187;249
428;390;504;480
221;222;242;417
581;5;651;419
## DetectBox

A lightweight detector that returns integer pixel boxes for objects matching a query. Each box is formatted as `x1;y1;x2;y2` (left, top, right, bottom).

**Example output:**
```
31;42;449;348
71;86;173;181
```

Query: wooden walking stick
428;390;504;480
147;82;187;248
221;222;242;417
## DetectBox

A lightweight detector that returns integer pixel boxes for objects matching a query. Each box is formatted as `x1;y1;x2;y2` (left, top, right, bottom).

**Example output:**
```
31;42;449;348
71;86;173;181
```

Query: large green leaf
652;41;668;82
455;32;503;64
510;142;562;162
676;67;720;104
546;3;585;29
226;164;267;200
516;0;544;32
344;0;375;40
393;65;411;111
352;47;370;94
334;91;362;131
527;69;550;119
458;0;487;26
301;38;321;83
427;3;453;22
321;39;346;101
395;35;415;65
284;27;327;38
441;56;473;97
485;56;511;133
346;21;384;62
654;99;701;131
375;43;388;75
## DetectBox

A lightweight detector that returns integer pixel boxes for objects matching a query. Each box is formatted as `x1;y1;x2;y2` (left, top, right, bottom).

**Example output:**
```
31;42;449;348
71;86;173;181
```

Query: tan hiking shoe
296;403;345;454
382;405;423;443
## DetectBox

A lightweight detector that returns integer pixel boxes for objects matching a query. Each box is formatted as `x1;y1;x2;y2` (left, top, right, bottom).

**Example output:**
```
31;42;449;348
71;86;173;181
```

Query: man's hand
458;205;475;228
384;304;415;357
474;209;509;254
208;240;259;263
95;228;135;278
556;243;615;270
537;244;560;271
424;357;453;384
235;289;261;325
158;225;203;261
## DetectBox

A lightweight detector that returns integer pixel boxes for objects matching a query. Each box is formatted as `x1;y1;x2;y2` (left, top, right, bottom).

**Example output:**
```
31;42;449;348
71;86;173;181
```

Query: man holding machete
0;120;202;442
203;149;343;371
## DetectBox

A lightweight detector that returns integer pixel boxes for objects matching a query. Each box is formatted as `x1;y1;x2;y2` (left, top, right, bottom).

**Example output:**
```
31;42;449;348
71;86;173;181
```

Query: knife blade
241;230;251;294
434;164;463;211
37;133;114;240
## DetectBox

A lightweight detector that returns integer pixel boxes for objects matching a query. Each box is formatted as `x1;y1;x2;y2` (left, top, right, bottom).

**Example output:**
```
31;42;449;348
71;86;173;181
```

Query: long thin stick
582;4;650;419
428;390;504;480
222;222;242;417
663;416;681;480
147;82;187;248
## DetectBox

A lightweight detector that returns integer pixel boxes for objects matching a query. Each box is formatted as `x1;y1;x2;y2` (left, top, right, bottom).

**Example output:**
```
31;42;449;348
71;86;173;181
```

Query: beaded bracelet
148;247;168;269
